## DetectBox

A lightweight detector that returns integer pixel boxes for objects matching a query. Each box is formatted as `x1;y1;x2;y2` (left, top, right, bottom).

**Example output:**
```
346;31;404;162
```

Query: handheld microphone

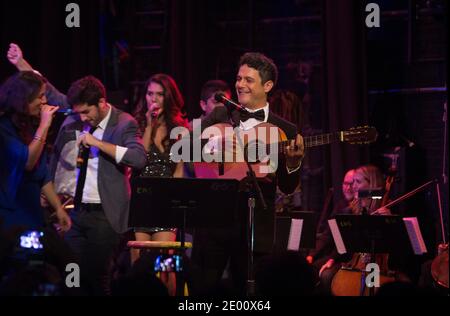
149;104;161;119
214;92;246;112
57;108;76;116
76;143;87;169
76;126;95;168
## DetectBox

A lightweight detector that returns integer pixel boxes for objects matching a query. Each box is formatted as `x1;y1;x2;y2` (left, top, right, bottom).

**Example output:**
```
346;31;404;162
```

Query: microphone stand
233;124;267;297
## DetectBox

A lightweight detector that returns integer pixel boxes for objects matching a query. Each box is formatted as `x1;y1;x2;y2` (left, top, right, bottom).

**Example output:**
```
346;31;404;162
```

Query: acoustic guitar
193;123;378;180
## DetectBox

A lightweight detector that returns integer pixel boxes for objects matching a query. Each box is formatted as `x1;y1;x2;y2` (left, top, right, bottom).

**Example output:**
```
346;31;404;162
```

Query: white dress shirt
80;105;128;203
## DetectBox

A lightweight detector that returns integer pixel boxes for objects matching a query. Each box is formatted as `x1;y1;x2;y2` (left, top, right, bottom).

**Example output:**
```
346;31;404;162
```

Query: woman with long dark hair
131;73;189;295
0;71;71;232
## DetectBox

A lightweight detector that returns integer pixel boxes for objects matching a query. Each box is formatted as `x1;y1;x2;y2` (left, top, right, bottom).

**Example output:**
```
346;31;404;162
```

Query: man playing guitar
190;52;305;295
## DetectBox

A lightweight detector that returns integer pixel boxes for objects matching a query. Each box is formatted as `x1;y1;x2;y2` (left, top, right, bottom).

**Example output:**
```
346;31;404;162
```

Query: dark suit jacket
200;106;301;194
50;106;146;233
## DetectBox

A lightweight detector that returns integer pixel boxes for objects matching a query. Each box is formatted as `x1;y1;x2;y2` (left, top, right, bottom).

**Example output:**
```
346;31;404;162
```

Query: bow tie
239;109;265;122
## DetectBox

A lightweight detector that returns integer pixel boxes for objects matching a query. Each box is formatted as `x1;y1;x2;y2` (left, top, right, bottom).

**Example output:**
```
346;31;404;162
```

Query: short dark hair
66;76;106;107
238;52;278;87
200;80;231;102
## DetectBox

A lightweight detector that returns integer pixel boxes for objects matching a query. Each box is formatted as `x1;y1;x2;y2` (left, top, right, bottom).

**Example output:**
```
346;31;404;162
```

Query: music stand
129;177;240;296
328;214;425;295
129;177;241;244
275;211;317;252
329;215;420;255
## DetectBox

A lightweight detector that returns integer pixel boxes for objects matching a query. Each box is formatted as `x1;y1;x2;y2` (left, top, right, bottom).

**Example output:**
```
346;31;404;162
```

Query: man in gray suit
50;76;146;295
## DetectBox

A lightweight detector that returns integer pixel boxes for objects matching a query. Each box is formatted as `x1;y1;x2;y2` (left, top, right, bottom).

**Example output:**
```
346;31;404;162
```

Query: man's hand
78;132;100;148
285;134;305;169
53;208;72;233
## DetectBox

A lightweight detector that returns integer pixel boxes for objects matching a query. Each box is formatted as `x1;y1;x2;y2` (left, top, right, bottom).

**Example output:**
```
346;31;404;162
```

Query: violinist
317;164;392;295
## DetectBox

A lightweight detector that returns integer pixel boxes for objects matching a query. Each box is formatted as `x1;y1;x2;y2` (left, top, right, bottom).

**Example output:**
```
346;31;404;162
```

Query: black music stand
275;211;317;252
329;214;424;296
129;177;241;244
129;177;240;296
329;215;413;255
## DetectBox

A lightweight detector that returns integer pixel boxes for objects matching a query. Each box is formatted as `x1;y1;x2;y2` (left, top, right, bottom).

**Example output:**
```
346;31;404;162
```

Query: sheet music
328;219;347;254
403;217;428;255
287;218;303;251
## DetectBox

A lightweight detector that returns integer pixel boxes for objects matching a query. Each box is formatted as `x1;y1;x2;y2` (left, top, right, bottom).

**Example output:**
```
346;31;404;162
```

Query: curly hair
0;71;46;143
0;71;46;115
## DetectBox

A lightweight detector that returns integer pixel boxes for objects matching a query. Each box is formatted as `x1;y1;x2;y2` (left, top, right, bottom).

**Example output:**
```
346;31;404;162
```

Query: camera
14;230;45;266
19;230;44;250
154;254;183;272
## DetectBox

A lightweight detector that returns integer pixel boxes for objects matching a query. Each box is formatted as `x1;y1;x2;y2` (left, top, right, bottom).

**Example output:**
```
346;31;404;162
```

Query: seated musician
190;52;305;295
317;164;393;295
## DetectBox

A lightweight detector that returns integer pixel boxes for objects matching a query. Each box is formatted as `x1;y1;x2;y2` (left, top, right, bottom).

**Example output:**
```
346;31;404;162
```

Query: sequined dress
134;144;177;233
139;144;176;178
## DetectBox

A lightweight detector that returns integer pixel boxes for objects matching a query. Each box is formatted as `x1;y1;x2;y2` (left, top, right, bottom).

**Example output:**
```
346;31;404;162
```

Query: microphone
214;92;246;112
76;126;96;168
76;143;87;169
149;104;161;119
57;108;76;116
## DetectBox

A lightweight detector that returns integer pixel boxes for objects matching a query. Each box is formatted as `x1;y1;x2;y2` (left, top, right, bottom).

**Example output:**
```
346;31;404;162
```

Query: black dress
134;144;177;233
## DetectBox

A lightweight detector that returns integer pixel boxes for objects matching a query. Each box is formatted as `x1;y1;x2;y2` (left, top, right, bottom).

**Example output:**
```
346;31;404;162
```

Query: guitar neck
278;132;340;149
303;132;341;148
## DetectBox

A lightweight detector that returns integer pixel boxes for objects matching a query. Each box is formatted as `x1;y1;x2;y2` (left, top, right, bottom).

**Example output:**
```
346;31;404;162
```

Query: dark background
1;0;448;256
